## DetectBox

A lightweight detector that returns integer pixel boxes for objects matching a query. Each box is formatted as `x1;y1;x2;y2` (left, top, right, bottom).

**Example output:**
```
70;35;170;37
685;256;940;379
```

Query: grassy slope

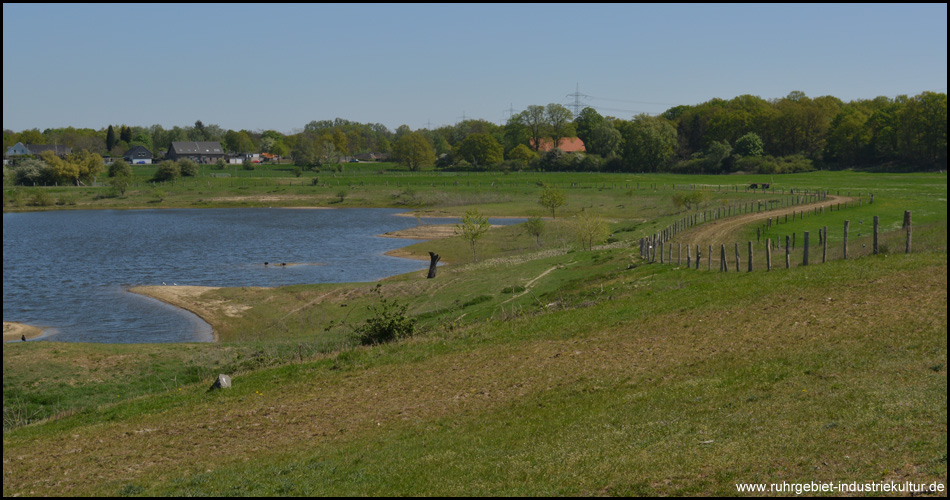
3;252;945;496
3;170;947;495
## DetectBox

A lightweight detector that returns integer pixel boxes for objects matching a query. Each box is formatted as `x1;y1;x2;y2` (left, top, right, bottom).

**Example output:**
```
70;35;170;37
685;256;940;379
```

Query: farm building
531;137;586;153
165;141;226;163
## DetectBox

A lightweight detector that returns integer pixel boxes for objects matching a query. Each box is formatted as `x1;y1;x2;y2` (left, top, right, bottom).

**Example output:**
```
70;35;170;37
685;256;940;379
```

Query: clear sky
3;3;946;134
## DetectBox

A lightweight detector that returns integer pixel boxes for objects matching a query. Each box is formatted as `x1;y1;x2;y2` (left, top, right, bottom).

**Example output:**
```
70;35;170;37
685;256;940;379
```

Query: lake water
3;208;523;343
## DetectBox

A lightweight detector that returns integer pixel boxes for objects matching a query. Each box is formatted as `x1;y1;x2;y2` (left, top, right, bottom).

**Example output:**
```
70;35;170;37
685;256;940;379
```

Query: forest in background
4;91;946;176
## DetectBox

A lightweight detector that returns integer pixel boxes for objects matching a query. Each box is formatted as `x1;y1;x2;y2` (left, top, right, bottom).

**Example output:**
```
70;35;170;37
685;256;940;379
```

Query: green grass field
2;169;946;496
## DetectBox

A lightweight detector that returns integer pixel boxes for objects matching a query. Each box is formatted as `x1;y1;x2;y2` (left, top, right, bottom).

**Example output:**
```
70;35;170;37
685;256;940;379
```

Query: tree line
4;91;945;175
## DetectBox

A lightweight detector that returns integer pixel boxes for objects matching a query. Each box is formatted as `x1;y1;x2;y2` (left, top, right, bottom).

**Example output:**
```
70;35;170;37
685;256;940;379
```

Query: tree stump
427;252;441;279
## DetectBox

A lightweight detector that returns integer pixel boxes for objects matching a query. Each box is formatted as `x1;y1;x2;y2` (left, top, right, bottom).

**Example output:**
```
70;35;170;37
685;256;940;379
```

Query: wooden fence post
843;220;850;259
906;210;912;253
873;216;879;255
708;245;712;271
822;226;828;263
785;235;791;269
748;241;753;272
735;243;741;272
687;245;692;268
659;241;664;264
766;238;772;271
803;231;809;266
721;244;727;272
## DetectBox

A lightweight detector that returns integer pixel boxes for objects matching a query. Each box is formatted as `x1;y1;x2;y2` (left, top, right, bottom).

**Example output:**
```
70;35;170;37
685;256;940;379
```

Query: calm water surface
3;208;522;343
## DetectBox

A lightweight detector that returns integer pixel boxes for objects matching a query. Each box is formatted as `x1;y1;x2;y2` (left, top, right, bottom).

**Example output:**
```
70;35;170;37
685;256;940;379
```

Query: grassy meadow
2;167;947;496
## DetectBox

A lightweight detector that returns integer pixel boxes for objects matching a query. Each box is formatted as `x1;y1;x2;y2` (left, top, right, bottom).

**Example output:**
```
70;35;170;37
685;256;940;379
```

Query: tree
619;114;678;172
106;125;117;152
392;132;435;171
521;105;547;151
108;171;133;197
523;216;545;247
507;143;538;167
457;133;503;169
538;185;567;219
587;122;622;157
455;209;491;262
545;103;575;150
573;107;605;150
119;125;133;144
570;212;610;251
43;150;104;186
734;132;765;157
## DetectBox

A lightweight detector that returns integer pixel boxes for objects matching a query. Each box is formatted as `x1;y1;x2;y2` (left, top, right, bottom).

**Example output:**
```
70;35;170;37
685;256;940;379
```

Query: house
165;141;226;163
531;137;586;153
123;145;153;165
6;142;73;157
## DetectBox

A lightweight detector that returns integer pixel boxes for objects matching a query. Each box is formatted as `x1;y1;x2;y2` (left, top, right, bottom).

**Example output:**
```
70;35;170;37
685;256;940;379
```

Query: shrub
352;286;416;346
28;190;54;207
179;159;199;177
152;161;180;182
108;159;132;178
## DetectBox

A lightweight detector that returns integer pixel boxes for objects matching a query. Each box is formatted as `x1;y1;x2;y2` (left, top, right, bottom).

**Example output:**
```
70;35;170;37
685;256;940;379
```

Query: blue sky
3;3;946;134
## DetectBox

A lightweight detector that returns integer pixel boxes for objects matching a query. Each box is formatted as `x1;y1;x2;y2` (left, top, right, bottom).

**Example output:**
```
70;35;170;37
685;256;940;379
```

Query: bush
13;159;56;186
179;159;199;177
352;286;416;346
27;190;55;207
152;161;180;182
108;159;132;178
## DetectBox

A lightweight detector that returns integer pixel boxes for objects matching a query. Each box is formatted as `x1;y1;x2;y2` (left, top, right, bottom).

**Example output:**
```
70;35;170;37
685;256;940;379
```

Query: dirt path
673;195;853;246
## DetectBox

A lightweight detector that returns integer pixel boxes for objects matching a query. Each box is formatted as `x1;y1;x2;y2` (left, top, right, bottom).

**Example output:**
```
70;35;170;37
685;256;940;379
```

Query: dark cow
761;183;770;189
749;183;758;189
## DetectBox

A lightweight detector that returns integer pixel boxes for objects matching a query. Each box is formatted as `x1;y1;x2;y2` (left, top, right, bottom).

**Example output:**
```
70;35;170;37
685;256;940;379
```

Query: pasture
2;169;946;496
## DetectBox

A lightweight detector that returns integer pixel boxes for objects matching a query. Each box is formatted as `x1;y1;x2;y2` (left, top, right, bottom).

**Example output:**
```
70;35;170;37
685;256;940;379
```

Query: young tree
571;212;610;251
455;209;491;262
538;185;567;219
523;216;545;247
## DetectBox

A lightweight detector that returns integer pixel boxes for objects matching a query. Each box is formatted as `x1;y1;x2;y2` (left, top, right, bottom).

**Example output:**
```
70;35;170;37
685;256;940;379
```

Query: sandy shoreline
3;322;44;342
128;286;241;342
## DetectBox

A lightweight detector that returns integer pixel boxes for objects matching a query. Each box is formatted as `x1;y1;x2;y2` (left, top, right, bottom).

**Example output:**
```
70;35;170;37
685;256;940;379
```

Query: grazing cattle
761;183;770;189
749;183;758;189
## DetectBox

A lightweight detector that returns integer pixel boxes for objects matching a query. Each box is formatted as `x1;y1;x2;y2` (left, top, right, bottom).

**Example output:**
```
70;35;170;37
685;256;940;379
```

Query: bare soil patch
676;195;854;245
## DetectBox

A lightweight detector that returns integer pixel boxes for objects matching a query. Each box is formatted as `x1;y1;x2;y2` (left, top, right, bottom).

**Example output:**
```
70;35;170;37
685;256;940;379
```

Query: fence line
641;210;915;272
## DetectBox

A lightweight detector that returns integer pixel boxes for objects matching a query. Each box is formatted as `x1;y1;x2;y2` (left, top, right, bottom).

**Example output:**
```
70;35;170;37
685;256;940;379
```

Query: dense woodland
3;91;946;185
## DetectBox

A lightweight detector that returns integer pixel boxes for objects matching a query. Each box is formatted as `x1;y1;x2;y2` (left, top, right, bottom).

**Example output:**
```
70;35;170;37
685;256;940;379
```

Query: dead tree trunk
427;252;441;279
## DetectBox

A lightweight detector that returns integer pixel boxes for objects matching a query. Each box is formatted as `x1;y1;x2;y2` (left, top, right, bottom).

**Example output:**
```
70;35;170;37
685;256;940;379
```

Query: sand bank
3;322;44;342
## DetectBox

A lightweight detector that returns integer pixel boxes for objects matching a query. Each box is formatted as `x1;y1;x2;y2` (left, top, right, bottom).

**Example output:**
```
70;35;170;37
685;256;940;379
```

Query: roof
124;145;153;158
28;144;73;155
531;137;586;153
169;141;224;154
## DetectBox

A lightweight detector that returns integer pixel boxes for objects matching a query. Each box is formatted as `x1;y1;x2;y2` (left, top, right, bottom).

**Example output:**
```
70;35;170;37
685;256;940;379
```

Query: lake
3;208;523;343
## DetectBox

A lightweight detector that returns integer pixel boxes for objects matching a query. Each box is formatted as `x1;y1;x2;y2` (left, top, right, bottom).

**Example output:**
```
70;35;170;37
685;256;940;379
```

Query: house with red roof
531;137;586;153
